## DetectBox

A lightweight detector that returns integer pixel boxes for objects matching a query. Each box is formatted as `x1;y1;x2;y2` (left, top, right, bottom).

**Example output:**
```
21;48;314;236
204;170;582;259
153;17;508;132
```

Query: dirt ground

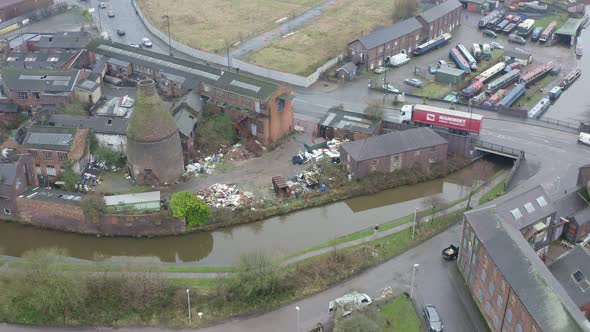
137;0;324;52
168;133;312;200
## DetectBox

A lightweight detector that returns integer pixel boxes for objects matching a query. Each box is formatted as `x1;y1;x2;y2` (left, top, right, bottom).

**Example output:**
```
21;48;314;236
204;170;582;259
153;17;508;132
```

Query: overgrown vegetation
81;194;106;217
89;133;127;168
365;100;385;120
58;100;89;116
170;191;211;227
392;0;418;20
58;160;80;192
479;179;506;205
194;108;234;155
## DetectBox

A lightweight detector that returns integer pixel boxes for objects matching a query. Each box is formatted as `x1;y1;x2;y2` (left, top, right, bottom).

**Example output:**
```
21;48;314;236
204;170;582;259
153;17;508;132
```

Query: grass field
245;0;399;75
380;295;422;332
478;179;506;205
137;0;324;52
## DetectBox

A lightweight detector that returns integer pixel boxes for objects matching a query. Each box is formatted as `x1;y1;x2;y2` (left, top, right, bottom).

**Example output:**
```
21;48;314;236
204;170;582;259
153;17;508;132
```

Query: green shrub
170;191;210;227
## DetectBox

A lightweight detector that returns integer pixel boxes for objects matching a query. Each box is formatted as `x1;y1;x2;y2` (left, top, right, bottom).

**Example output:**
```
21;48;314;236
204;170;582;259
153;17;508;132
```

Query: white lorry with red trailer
398;104;483;135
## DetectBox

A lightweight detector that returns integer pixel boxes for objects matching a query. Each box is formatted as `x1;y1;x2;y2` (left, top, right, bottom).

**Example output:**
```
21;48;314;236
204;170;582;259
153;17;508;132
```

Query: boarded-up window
390;154;401;171
369;159;379;173
46;165;56;176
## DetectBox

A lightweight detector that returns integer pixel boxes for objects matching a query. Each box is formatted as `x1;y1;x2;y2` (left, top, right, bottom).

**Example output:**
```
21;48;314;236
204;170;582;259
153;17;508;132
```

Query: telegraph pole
162;15;172;56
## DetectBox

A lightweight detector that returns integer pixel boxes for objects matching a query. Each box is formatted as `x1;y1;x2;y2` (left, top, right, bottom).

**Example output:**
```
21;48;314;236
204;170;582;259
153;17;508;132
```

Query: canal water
0;160;505;265
544;10;590;122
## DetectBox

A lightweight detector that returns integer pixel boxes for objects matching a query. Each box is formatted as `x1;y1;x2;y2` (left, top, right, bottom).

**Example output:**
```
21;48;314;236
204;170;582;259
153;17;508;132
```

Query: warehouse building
417;0;463;40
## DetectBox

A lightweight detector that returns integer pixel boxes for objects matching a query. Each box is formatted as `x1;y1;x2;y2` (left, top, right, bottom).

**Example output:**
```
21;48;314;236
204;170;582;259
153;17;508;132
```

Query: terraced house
91;41;294;146
348;0;462;71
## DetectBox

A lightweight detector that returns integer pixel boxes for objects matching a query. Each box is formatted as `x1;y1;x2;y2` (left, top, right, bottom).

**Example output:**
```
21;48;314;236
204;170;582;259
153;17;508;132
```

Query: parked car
382;84;400;93
100;31;111;40
108;10;115;17
142;38;153;47
373;66;386;74
509;34;527;45
128;42;140;48
437;59;448;67
579;132;590;145
116;29;126;36
98;2;107;8
483;29;497;38
531;26;543;41
404;78;424;88
423;305;444;332
329;292;372;317
428;65;437;74
490;41;504;50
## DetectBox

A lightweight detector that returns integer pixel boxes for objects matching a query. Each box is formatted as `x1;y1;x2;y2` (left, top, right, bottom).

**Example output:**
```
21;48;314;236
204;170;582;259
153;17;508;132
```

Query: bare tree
392;0;419;21
422;194;447;224
464;160;496;209
364;100;384;120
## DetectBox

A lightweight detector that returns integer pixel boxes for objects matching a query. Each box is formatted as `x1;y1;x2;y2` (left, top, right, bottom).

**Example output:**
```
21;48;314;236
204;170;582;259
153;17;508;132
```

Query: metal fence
471;139;525;158
535;117;580;130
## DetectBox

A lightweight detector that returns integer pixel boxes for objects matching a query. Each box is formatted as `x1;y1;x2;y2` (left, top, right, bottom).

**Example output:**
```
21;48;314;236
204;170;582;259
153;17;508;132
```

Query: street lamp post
410;263;419;299
412;208;418;239
162;15;173;56
295;306;300;332
186;288;192;325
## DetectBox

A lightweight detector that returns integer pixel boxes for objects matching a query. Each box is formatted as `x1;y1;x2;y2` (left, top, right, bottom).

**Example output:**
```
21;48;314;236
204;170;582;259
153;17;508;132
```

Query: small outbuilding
335;62;358;81
434;66;466;85
318;107;381;141
339;127;448;179
104;191;161;213
502;50;533;67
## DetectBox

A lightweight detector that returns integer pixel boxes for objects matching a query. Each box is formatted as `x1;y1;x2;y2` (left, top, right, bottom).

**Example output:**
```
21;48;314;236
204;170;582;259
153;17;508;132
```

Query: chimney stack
137;79;157;97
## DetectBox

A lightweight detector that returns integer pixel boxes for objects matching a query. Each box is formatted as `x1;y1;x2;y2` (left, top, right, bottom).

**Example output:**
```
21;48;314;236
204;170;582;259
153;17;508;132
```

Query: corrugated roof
502;49;532;59
354;17;423;50
318;108;381;135
47;114;128;135
174;109;198;137
22;127;77;151
341;127;447;161
20;187;83;205
3;51;77;70
436;66;466;76
104;191;161;206
465;207;589;332
555;18;583;36
34;31;92;49
419;0;462;23
549;246;590;308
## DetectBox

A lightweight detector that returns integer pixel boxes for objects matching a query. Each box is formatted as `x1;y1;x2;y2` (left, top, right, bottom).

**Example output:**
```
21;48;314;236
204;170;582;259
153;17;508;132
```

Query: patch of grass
138;0;325;52
379;295;421;332
0;260;5;267
167;278;223;289
521;74;556;109
534;12;569;30
245;0;401;75
55;100;88;116
413;82;452;99
214;160;236;173
479;179;506;205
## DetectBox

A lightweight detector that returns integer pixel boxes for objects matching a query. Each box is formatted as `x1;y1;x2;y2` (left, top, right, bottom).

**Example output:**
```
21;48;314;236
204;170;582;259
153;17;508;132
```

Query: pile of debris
196;183;254;209
292;138;347;165
225;143;253;161
284;165;321;197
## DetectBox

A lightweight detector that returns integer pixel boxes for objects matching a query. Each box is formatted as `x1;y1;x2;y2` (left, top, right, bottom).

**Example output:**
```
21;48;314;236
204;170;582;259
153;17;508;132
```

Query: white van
328;291;372;316
579;132;590;146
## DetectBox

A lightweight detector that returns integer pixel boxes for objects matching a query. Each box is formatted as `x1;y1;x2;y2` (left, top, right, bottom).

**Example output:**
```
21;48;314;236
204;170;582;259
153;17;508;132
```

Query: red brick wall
16;197;186;236
267;86;294;145
8;90;71;108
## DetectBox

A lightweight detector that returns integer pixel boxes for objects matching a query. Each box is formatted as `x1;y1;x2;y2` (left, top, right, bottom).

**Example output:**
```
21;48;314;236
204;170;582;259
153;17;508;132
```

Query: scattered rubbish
226;143;253;161
292;138;346;165
196;183;254;209
185;143;255;177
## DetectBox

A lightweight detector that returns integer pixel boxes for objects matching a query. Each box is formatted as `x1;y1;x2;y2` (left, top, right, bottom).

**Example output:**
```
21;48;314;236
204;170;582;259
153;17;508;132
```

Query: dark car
116;29;126;36
508;34;527;45
483;29;497;38
442;244;459;260
531;26;543;41
423;305;443;332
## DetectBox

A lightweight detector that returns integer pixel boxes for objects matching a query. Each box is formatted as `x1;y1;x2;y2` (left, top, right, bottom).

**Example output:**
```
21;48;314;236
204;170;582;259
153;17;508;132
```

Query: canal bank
0;158;509;265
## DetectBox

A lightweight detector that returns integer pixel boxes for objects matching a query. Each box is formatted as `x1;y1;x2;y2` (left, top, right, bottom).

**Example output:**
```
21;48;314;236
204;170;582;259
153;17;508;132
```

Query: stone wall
16;197;186;236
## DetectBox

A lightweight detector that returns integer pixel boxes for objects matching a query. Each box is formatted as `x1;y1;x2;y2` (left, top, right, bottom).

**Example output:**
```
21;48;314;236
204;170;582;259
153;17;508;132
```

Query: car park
423;305;444;332
490;41;504;49
116;29;126;36
483;29;497;38
373;66;386;74
382;84;400;93
404;78;424;87
142;38;153;47
508;34;527;45
108;10;115;17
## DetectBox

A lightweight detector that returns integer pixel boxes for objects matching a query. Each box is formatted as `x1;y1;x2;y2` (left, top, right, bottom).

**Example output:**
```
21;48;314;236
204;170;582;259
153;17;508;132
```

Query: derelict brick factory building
126;79;183;185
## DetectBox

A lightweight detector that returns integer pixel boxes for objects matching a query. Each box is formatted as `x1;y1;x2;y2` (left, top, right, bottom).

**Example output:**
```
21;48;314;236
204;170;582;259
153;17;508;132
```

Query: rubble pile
284;165;321;197
292;138;347;165
226;143;253;161
197;183;254;209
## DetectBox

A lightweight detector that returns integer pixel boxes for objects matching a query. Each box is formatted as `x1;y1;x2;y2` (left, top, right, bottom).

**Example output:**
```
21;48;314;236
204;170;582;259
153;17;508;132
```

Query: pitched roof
34;31;93;49
502;49;532;59
318;108;381;135
337;62;357;73
553;190;588;219
22;126;76;151
0;68;80;93
47;114;128;135
549;246;590;308
341;127;447;161
76;79;100;92
353;17;423;50
89;41;280;101
494;185;553;230
436;66;466;76
418;0;462;23
465;207;589;332
20;187;83;205
174;109;198;138
3;52;78;69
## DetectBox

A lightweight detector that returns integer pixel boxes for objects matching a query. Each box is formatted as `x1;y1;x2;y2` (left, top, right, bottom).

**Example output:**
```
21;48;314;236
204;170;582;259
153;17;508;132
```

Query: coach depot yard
365;9;578;117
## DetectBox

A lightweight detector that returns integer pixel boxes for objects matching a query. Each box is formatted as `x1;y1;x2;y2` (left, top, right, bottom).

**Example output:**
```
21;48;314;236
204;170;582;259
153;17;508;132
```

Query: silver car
142;38;153;47
423;305;443;332
382;84;400;93
404;78;424;88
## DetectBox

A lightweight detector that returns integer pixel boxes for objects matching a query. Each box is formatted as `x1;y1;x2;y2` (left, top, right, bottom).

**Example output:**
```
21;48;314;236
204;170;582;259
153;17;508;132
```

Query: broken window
42;151;53;160
58;152;68;161
46;165;56;176
18;91;28;100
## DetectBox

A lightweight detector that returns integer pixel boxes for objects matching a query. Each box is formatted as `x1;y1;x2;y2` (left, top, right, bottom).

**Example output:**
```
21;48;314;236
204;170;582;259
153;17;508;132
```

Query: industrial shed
339;127;448;178
435;66;466;85
318;108;381;140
